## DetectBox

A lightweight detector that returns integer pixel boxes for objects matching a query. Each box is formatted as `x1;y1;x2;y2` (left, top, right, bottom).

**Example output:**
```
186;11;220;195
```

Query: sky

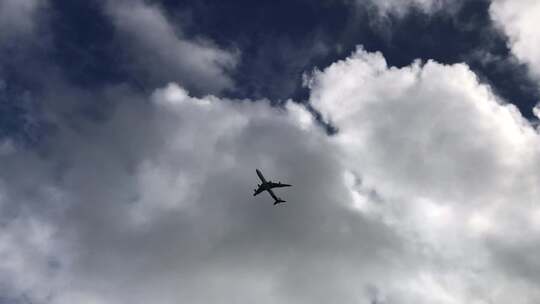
1;0;540;303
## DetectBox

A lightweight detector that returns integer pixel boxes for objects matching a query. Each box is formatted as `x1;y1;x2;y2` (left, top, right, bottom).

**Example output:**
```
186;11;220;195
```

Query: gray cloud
1;47;540;303
0;0;45;41
105;0;239;94
346;0;464;16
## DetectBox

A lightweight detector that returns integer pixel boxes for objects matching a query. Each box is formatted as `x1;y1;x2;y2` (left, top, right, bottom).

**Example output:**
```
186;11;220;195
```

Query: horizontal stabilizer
273;198;286;205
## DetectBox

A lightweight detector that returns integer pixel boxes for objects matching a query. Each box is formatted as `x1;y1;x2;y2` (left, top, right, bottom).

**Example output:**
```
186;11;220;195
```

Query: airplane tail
273;198;286;205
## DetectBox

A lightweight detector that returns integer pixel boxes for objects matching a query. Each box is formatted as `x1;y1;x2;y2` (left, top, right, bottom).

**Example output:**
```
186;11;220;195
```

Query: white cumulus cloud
490;0;540;83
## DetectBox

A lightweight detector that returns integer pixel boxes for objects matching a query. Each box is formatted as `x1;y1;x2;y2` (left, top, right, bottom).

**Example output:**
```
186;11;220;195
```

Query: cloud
105;0;238;94
490;0;540;82
0;0;45;40
310;47;540;205
308;47;540;301
348;0;461;15
2;48;540;303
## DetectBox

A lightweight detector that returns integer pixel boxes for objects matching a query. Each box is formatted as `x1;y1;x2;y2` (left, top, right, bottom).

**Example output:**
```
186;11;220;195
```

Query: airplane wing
267;188;280;201
267;188;286;205
267;181;292;189
256;169;267;183
253;185;264;196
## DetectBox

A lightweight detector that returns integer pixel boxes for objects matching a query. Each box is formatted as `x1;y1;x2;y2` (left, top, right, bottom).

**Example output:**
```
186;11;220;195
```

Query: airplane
253;169;291;205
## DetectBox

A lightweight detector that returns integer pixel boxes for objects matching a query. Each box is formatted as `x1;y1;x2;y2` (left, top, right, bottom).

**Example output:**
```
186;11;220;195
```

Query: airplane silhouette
253;169;291;205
